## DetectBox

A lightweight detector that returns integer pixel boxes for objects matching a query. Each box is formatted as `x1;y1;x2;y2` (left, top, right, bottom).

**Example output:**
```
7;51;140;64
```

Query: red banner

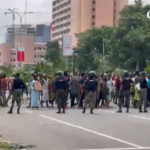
17;51;25;62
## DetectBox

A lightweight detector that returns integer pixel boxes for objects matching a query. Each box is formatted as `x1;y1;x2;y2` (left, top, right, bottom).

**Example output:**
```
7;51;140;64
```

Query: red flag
17;47;25;62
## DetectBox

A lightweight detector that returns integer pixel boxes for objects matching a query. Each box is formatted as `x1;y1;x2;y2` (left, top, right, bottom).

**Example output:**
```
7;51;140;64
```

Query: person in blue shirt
147;75;150;107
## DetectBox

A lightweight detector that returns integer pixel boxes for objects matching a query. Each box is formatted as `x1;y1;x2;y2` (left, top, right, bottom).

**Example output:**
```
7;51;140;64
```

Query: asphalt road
1;103;150;150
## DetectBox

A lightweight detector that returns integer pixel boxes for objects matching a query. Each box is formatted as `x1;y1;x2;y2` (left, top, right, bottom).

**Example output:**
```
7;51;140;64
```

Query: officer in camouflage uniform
139;71;148;113
82;71;98;114
54;71;67;114
8;73;25;114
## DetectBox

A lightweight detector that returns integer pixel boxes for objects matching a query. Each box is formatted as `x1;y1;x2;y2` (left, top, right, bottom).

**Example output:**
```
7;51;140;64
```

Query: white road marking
39;114;143;148
78;147;150;150
25;110;33;114
129;115;150;120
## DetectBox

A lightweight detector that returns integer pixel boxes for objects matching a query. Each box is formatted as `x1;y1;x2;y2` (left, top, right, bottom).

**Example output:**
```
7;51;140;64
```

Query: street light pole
8;9;33;46
5;8;16;49
8;9;33;68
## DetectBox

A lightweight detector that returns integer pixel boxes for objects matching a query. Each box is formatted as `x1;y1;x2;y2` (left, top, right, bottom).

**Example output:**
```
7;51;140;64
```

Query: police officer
8;73;25;114
54;71;67;114
139;71;148;113
117;72;133;113
82;71;98;114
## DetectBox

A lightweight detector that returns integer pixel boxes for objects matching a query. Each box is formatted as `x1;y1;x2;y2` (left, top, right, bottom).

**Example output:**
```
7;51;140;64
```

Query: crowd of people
0;70;149;114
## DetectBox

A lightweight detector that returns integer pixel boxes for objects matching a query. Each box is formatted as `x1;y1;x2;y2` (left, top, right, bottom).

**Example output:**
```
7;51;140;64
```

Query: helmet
56;71;64;76
124;71;129;77
89;71;96;76
140;71;146;74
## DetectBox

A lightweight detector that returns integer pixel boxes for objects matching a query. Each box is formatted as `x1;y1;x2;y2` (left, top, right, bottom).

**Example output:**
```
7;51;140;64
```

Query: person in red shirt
1;74;7;106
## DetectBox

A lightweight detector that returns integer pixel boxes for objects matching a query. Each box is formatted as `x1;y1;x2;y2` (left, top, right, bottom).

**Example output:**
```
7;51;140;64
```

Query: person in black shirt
55;71;67;114
114;76;121;104
139;71;148;113
78;73;86;108
117;72;133;113
82;71;98;114
8;73;25;114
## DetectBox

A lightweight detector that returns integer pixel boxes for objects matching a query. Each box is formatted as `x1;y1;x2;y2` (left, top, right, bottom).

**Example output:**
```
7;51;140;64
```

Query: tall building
0;35;46;68
6;24;35;47
2;24;51;68
35;24;50;43
52;0;128;45
6;24;51;48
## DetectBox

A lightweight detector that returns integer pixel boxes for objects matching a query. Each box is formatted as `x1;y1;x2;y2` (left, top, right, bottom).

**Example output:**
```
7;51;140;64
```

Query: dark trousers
115;89;120;103
118;91;124;110
139;89;147;110
56;89;66;111
118;90;130;110
123;90;131;109
10;89;22;112
70;92;78;107
95;91;102;107
101;93;109;107
79;93;85;107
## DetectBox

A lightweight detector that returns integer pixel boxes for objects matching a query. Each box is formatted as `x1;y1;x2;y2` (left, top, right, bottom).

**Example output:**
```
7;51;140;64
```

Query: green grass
0;142;10;149
0;143;16;150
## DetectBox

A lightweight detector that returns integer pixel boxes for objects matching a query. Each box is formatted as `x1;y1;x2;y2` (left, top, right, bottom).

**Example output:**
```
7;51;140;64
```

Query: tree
45;41;66;72
35;60;54;75
144;61;150;74
0;65;13;77
45;41;61;67
109;0;150;71
113;68;125;77
93;54;112;75
75;28;109;72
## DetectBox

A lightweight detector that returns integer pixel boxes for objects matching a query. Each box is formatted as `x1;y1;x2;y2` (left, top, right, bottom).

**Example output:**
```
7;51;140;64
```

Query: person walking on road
70;76;79;108
6;74;15;105
55;71;67;114
1;73;7;106
117;72;133;113
139;71;148;113
30;73;40;109
78;73;86;109
8;73;25;114
41;74;49;108
82;71;98;114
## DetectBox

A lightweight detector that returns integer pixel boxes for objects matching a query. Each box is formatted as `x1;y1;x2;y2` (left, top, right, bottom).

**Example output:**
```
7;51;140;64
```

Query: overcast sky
0;0;52;43
0;0;149;43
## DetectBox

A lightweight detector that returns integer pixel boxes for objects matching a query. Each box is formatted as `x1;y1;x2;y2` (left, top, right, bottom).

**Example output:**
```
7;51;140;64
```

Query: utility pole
6;8;33;68
5;8;16;49
8;9;33;47
24;0;27;24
